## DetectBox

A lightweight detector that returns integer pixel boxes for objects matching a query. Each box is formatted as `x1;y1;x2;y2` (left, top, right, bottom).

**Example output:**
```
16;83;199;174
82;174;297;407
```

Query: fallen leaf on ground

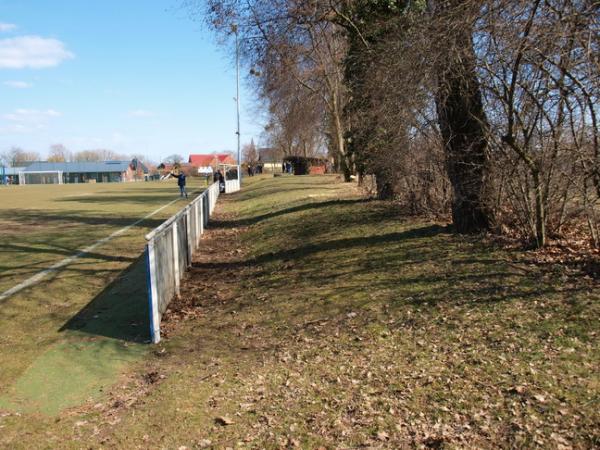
215;416;234;426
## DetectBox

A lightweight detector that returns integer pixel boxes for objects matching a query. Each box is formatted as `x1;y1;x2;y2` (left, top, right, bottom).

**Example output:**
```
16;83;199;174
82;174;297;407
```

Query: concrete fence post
172;221;180;296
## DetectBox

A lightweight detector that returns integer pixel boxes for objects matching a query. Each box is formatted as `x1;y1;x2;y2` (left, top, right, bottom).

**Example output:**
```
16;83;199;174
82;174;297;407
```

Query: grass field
0;175;598;448
0;178;207;415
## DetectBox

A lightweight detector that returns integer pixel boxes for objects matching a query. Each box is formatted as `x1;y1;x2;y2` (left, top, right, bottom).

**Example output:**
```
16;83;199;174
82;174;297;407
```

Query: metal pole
235;25;241;184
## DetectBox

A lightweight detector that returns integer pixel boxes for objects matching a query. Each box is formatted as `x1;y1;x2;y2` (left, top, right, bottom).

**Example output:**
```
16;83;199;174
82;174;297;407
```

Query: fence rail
225;178;240;193
145;181;220;343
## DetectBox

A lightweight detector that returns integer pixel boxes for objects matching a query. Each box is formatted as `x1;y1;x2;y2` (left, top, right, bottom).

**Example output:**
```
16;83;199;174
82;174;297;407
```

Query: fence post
145;242;160;343
195;201;200;245
186;206;192;267
200;195;205;234
172;221;180;296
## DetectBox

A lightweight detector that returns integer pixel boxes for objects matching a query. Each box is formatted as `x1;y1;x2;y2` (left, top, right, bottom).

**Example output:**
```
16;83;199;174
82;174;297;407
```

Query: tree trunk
375;168;395;200
532;169;546;247
435;6;490;233
332;93;352;182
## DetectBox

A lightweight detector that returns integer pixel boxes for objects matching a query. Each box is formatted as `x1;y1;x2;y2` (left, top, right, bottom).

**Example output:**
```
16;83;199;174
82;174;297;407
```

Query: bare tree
200;0;352;179
242;139;258;163
73;149;127;162
191;0;599;248
262;70;325;158
48;144;72;162
163;154;184;164
0;147;40;166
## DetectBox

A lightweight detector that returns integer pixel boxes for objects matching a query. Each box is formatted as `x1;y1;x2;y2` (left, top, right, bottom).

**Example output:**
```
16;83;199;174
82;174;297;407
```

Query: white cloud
3;80;32;88
0;123;43;134
3;108;62;121
0;35;74;69
0;23;17;33
128;109;155;118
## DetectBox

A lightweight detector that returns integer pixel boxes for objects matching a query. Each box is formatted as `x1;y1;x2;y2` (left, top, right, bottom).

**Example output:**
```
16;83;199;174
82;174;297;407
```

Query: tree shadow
193;224;448;271
212;198;370;228
235;184;343;201
1;209;167;229
59;253;150;343
56;194;181;205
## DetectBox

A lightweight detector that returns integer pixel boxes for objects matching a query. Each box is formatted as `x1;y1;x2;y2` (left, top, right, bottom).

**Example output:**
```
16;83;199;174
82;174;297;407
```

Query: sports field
0;179;206;414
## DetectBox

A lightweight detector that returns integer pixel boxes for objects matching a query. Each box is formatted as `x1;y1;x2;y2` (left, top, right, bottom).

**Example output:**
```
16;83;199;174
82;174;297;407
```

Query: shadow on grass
1;209;168;229
194;224;447;270
59;253;150;343
234;183;343;202
56;193;181;205
0;242;138;284
212;198;370;228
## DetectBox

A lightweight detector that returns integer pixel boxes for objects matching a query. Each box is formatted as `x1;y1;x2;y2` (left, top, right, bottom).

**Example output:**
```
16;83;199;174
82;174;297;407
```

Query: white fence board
144;181;222;343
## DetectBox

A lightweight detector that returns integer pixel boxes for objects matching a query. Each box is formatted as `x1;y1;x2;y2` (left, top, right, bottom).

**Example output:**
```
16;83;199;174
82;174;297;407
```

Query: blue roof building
24;161;133;173
9;159;150;185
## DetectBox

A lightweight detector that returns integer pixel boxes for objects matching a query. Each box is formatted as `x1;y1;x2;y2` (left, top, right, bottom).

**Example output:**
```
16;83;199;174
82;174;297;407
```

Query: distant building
16;159;149;184
188;153;236;174
257;147;284;173
1;166;27;185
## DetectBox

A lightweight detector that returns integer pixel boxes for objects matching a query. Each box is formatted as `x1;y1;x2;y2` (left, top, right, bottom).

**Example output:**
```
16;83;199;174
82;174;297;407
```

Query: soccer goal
19;171;64;185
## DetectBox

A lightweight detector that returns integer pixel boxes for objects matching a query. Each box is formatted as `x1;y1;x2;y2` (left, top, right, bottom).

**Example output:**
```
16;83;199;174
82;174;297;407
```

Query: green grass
0;180;206;292
0;175;598;448
0;179;207;416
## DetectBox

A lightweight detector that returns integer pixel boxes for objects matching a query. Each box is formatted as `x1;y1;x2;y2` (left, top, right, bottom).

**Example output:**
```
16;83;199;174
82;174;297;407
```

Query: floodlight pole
234;24;241;182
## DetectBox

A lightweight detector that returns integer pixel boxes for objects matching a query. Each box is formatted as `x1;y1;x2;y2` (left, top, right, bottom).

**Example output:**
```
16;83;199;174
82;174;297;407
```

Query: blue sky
0;0;263;163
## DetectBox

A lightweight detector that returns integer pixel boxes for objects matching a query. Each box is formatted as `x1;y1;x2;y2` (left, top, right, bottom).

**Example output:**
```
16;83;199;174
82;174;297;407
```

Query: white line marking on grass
0;194;195;302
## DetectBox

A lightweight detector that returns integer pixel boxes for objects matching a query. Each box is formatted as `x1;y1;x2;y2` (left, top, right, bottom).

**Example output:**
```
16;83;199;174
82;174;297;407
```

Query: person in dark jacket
170;171;188;198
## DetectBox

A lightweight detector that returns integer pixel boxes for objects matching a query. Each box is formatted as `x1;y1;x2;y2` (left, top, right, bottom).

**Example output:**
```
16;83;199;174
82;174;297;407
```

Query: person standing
171;171;188;198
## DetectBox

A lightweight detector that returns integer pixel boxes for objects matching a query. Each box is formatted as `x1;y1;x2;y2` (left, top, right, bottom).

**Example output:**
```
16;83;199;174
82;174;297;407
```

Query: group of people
246;164;263;176
171;168;231;198
282;161;293;174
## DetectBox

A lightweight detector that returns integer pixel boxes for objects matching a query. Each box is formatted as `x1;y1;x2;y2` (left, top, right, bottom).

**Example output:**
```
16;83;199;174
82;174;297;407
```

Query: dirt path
160;198;253;340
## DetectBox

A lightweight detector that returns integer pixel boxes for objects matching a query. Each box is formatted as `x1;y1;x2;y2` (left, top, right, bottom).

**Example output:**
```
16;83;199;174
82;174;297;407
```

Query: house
258;147;284;173
18;159;149;184
188;153;236;174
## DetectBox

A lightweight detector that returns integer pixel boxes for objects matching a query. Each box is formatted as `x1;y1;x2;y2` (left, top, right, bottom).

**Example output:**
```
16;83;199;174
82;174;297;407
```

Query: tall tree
48;144;71;162
243;139;258;163
430;0;491;232
201;0;352;179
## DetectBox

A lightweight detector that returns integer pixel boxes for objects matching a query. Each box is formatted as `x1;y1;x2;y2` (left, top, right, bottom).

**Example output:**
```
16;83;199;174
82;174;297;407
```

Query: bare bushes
475;0;600;247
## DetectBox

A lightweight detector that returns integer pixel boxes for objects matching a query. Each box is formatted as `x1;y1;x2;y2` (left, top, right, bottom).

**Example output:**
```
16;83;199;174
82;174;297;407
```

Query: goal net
20;171;63;185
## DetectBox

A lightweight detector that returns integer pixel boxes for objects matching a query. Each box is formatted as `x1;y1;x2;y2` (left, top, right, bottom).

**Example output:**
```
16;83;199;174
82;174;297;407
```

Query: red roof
217;154;235;163
189;154;216;166
189;153;236;166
